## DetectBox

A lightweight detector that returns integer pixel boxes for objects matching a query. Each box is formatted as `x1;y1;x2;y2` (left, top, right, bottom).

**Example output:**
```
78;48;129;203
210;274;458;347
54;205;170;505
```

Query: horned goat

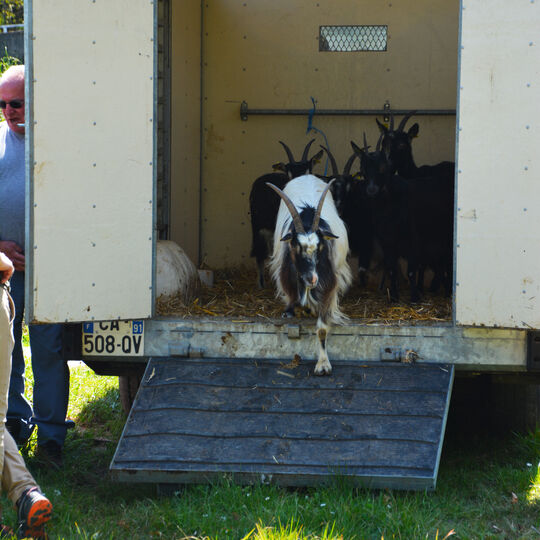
249;140;323;288
267;175;352;375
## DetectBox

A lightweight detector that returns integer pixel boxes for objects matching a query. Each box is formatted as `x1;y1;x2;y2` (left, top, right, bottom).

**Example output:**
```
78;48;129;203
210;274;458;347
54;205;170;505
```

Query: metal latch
380;347;421;363
287;325;300;339
527;331;540;371
380;346;401;362
168;343;204;358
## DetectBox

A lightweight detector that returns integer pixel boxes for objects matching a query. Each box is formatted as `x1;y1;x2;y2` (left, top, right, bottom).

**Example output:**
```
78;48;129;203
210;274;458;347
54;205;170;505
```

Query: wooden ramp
110;358;454;490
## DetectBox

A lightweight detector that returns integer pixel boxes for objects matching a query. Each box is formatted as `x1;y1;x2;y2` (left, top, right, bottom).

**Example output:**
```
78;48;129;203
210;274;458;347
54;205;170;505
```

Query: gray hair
0;65;24;88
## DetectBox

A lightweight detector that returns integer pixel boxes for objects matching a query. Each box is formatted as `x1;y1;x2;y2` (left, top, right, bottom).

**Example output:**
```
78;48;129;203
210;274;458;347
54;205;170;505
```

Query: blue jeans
8;271;70;446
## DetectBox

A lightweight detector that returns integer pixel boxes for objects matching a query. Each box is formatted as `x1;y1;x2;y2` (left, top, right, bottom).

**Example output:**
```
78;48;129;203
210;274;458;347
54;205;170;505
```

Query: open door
26;0;155;323
455;0;540;329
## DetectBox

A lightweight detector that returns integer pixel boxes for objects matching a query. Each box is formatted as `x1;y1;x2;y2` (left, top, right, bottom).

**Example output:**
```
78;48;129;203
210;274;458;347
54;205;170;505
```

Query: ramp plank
110;358;454;490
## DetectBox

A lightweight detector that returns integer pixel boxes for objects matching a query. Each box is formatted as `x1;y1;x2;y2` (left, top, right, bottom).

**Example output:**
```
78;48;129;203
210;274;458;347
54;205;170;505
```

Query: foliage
0;0;23;26
0;46;20;73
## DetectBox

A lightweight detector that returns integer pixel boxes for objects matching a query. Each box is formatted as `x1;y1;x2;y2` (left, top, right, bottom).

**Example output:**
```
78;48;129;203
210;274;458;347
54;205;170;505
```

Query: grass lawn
2;359;540;539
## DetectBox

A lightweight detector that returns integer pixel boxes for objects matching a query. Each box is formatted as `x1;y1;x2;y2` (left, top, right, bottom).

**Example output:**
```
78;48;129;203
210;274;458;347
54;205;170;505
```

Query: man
1;252;53;538
0;65;70;468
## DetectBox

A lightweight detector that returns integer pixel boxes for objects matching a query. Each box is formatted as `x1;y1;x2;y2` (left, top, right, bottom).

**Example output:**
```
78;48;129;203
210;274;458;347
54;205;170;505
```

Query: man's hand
0;240;24;271
0;251;14;284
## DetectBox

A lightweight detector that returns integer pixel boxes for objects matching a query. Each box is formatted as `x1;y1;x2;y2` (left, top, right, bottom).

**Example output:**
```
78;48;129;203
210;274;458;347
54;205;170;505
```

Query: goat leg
314;318;332;376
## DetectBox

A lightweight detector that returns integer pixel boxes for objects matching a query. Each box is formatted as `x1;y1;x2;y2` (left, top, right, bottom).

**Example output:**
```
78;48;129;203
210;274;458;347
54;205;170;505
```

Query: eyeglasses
0;100;23;109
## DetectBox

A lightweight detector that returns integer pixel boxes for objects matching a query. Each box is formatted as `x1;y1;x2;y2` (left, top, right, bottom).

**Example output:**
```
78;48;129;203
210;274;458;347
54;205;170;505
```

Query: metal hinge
380;346;421;363
287;325;301;339
168;343;204;358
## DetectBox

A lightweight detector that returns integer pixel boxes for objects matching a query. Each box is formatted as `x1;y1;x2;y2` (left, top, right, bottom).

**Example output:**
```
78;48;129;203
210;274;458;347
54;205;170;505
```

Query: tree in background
0;0;23;26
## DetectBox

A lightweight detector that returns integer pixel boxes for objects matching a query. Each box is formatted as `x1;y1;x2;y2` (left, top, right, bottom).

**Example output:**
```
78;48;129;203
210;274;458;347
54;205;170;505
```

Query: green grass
3;357;540;539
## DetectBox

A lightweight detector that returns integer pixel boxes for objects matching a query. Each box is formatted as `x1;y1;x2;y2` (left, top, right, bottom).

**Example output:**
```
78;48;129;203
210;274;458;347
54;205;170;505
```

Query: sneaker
34;441;63;470
16;487;52;539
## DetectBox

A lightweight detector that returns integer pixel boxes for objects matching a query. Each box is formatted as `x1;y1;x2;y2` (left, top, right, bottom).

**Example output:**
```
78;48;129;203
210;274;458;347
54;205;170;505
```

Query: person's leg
1;430;36;504
29;323;69;447
1;287;52;538
0;286;15;475
5;272;34;443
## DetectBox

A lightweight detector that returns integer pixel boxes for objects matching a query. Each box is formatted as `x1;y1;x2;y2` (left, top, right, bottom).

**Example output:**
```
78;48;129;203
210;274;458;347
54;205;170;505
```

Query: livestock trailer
24;0;540;489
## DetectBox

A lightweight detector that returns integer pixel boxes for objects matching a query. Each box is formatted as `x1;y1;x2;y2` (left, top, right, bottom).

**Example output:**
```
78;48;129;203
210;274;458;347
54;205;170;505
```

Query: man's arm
0;240;24;272
0;251;14;284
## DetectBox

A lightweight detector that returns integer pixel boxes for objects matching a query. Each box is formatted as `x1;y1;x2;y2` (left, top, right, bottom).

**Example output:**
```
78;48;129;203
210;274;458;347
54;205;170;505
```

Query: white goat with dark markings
267;175;352;375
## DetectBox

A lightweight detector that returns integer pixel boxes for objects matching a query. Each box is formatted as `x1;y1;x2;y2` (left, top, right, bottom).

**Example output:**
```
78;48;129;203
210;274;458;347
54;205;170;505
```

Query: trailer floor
157;266;452;324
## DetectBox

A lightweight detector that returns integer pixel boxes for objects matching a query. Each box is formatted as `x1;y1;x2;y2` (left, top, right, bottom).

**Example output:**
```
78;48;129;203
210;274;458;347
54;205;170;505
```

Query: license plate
82;320;144;356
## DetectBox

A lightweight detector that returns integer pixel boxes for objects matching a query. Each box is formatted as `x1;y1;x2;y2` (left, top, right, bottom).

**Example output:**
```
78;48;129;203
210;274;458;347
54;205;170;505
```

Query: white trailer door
455;1;540;329
27;0;155;323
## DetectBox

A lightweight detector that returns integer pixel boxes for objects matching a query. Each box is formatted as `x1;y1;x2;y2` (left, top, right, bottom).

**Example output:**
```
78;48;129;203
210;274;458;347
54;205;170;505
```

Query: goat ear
408;123;419;139
376;118;389;133
272;161;286;172
280;233;292;242
321;231;339;241
310;149;324;165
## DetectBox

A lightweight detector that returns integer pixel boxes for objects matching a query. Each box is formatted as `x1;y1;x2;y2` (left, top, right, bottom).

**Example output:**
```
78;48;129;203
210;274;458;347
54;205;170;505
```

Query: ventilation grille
319;25;387;52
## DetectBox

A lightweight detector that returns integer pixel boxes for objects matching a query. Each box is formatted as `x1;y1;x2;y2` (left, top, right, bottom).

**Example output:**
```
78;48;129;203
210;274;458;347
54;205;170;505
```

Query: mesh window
319;25;387;52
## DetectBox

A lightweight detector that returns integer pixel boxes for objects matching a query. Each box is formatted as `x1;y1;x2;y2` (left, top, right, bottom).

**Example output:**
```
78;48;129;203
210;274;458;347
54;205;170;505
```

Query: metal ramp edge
110;357;454;490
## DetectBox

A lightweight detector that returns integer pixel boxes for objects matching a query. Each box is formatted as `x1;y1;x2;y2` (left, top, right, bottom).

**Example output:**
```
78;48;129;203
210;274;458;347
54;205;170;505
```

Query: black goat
249;140;324;288
351;135;452;303
376;114;454;295
319;145;374;287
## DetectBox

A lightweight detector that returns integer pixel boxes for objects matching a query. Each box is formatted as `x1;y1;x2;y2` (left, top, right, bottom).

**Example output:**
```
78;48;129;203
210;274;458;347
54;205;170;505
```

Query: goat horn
279;141;295;163
320;145;338;177
397;111;416;132
266;182;306;234
343;153;357;177
301;139;315;161
363;132;370;152
312;179;335;232
376;132;384;152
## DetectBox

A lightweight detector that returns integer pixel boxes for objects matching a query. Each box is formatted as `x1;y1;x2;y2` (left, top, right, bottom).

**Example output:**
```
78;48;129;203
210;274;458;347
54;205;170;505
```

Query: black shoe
35;441;63;470
17;487;52;539
5;419;35;448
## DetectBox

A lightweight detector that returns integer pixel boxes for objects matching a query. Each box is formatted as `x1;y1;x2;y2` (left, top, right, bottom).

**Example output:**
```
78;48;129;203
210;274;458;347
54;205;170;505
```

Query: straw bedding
156;266;452;325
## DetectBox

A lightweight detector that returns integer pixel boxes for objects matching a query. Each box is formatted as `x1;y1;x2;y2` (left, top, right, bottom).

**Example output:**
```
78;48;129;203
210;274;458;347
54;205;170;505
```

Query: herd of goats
247;114;454;375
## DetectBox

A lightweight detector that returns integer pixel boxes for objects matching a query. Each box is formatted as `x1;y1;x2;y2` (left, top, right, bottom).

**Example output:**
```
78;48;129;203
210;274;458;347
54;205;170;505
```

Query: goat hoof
314;363;332;376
